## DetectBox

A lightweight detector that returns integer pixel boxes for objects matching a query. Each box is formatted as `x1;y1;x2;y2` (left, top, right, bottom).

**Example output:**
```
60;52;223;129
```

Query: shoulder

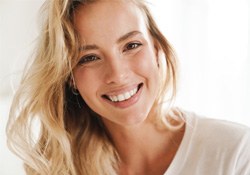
182;110;250;174
181;109;250;141
170;107;250;143
166;108;250;174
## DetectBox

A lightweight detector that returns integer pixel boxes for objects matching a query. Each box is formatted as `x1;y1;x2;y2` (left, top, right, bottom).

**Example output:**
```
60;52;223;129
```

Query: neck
102;114;184;175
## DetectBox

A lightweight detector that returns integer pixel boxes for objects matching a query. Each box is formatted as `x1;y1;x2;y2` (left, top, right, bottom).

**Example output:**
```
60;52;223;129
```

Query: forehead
73;0;148;44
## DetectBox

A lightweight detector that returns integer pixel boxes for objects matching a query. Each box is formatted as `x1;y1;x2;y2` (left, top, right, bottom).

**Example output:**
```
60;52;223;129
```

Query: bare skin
103;113;185;175
73;1;185;174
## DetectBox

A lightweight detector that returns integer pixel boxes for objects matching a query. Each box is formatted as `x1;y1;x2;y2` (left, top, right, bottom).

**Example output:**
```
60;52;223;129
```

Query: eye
78;55;100;65
123;42;142;52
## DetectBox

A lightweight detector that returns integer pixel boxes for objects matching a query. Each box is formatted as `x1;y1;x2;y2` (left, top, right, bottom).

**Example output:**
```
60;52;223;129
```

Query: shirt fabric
164;110;250;175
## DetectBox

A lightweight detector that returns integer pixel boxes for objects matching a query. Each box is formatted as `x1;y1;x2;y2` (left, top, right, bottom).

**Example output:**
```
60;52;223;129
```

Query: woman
7;0;250;175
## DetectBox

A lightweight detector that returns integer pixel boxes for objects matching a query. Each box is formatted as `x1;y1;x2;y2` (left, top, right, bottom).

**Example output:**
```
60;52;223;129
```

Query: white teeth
129;90;134;96
107;86;138;102
113;96;118;102
133;88;136;94
124;92;130;99
117;94;125;101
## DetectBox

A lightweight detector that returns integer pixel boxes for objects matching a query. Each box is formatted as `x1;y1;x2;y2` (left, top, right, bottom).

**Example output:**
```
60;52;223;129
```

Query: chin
119;112;150;127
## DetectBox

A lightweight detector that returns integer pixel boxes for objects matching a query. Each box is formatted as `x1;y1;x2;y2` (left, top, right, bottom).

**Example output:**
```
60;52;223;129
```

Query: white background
1;0;250;174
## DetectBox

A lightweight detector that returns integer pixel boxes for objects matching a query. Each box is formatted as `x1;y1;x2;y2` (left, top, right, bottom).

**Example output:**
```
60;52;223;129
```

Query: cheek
73;68;100;98
133;47;159;77
134;48;161;98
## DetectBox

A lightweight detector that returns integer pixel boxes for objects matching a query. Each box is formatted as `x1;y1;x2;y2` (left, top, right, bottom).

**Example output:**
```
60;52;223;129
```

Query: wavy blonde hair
6;0;179;174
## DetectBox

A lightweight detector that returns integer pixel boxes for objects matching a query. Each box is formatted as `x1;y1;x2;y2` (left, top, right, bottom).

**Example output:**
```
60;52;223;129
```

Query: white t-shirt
164;111;250;175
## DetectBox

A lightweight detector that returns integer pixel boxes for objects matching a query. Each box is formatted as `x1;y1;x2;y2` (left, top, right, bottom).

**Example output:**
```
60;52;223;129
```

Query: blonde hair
6;0;179;174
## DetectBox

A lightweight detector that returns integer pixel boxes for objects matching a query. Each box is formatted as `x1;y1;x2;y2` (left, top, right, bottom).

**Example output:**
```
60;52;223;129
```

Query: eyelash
123;42;142;52
78;42;142;65
78;54;100;65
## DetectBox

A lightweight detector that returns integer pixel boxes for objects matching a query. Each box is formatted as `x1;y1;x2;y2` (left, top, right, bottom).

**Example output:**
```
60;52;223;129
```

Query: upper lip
102;83;141;96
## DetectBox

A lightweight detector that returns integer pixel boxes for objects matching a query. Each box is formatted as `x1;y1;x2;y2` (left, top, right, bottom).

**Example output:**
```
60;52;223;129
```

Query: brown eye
78;55;100;65
123;42;142;52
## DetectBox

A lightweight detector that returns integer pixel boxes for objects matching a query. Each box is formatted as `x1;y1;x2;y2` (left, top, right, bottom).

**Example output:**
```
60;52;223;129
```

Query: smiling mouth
102;83;143;102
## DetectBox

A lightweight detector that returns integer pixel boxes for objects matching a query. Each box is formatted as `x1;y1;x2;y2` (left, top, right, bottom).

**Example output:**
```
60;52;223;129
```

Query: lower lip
103;84;143;109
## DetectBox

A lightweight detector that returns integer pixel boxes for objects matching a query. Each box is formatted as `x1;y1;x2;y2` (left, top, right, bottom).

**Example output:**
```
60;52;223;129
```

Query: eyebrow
117;30;142;43
79;30;142;51
79;44;99;51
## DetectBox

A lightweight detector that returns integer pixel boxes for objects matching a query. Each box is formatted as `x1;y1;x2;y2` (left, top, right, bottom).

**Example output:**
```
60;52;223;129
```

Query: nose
103;54;129;85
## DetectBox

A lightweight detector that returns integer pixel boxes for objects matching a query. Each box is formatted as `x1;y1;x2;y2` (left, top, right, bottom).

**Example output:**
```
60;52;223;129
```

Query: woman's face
73;0;160;128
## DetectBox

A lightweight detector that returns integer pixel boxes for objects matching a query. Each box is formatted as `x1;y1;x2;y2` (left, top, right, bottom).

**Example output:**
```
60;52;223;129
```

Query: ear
154;41;160;67
68;74;78;90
